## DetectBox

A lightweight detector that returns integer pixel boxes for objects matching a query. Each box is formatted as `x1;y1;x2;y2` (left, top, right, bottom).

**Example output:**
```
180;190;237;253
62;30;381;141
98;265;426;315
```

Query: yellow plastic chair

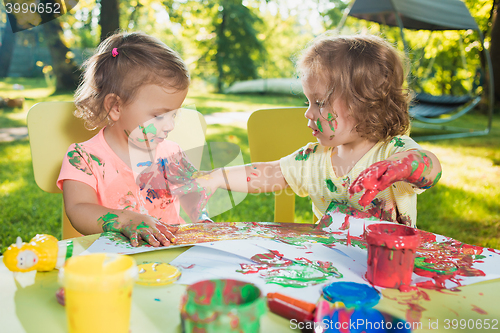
247;107;317;223
27;102;207;239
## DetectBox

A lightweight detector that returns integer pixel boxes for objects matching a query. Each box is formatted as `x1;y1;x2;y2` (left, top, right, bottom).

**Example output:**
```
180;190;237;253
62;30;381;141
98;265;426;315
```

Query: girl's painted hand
164;154;199;185
349;151;440;207
98;212;178;247
349;160;410;206
172;176;215;223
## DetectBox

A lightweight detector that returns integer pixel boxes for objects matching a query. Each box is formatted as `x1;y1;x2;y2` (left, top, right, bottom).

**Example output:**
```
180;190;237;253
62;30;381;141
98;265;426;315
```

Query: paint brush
267;292;315;322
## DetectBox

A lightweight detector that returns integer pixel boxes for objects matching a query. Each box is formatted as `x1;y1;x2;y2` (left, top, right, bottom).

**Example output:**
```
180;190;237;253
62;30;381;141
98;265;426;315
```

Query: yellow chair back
247;107;316;223
27;102;207;239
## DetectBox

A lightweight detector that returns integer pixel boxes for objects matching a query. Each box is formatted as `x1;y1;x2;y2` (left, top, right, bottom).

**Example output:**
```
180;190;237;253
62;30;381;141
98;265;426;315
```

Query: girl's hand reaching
349;150;442;207
171;171;218;223
98;211;178;247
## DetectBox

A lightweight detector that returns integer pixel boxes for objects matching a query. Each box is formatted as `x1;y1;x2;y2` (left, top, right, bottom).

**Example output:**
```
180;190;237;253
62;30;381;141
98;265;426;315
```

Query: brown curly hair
74;31;190;130
297;34;411;142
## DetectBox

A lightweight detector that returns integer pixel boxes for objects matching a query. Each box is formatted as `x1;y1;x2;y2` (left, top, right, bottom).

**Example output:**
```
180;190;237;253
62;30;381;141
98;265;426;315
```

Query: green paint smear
316;119;323;133
67;144;104;175
141;123;157;135
98;212;119;223
90;154;103;166
295;145;318;161
136;221;150;230
336;238;367;250
280;235;339;247
181;279;266;329
392;137;405;148
326;179;337;193
67;149;92;175
414;256;458;274
263;264;341;288
329;122;336;132
102;232;138;249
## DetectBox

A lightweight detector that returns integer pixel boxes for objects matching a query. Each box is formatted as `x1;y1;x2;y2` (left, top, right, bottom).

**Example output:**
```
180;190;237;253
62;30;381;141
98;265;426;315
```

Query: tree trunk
216;10;226;93
99;0;120;41
41;19;81;91
490;2;500;103
0;18;16;77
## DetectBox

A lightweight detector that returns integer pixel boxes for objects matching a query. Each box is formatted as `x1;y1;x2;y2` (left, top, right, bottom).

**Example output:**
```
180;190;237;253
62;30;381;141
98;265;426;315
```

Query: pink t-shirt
57;128;185;225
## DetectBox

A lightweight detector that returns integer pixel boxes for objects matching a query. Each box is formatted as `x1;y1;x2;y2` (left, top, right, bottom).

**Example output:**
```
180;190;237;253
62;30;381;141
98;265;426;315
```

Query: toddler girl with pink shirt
58;32;207;247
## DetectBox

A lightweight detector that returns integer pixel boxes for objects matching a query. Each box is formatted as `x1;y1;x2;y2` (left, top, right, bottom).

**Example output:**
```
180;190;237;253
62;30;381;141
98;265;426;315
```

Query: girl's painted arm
349;149;442;206
63;180;178;247
211;160;289;194
170;161;288;221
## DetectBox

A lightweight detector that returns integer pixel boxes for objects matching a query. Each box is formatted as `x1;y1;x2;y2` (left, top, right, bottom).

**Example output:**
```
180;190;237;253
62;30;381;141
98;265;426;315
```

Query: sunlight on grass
0;178;27;195
0;141;62;254
418;142;500;248
422;143;500;193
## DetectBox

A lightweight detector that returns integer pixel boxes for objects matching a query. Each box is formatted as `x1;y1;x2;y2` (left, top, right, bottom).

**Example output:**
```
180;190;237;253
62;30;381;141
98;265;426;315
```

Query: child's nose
304;106;315;120
162;120;175;133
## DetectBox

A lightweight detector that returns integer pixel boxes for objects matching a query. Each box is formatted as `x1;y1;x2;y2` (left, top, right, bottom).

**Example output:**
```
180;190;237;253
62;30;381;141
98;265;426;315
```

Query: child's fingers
140;229;161;247
129;231;140;247
349;179;365;195
358;189;379;206
152;229;171;247
165;224;179;234
156;222;177;244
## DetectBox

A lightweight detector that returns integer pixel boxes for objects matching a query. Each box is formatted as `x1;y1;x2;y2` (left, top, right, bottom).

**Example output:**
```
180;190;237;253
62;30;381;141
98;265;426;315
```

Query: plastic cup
365;223;420;288
59;253;138;333
180;279;266;333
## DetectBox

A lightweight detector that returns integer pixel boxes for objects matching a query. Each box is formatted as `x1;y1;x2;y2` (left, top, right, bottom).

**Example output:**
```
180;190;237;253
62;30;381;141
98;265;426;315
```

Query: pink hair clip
112;48;119;58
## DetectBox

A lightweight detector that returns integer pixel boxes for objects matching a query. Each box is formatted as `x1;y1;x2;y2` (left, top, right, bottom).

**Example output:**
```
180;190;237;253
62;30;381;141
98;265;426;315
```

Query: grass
1;78;499;254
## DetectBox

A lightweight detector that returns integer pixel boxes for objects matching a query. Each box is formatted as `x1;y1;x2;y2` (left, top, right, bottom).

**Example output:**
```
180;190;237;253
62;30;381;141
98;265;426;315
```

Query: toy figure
3;234;73;272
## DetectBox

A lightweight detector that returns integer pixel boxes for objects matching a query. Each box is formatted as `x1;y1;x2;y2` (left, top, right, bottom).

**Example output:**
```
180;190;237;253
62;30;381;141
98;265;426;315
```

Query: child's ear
104;93;122;122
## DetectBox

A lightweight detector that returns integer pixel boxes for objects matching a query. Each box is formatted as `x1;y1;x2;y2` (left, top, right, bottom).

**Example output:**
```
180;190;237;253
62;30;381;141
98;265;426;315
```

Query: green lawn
1;78;499;254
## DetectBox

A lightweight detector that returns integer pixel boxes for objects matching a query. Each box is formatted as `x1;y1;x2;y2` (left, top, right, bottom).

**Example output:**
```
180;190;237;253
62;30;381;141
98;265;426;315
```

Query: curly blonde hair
297;34;411;142
74;31;190;130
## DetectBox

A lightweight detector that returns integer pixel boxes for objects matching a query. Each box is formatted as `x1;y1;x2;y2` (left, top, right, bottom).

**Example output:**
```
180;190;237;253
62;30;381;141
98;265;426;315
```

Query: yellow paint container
59;253;138;333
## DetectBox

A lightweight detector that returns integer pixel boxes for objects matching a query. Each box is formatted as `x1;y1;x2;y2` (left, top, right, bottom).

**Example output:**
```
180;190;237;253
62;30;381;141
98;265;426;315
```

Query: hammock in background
341;0;494;141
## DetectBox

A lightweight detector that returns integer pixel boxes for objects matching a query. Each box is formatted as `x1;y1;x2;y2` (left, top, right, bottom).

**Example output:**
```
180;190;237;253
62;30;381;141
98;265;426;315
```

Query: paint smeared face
117;84;188;150
302;75;359;148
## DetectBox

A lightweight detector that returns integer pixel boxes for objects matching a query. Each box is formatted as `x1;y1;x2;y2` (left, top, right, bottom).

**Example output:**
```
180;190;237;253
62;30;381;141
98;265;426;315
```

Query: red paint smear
414;238;486;290
446;307;459;317
238;263;268;274
383;288;430;324
181;264;195;269
471;304;488;315
488;248;500;255
346;229;351;247
340;215;350;230
190;280;215;305
399;284;419;293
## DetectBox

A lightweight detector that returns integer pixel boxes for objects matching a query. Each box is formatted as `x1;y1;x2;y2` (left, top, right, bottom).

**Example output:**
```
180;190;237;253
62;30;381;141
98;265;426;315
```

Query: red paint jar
365;223;420;288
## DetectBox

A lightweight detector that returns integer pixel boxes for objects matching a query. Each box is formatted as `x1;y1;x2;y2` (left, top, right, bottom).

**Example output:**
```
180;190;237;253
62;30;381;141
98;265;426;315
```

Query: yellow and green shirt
280;136;424;227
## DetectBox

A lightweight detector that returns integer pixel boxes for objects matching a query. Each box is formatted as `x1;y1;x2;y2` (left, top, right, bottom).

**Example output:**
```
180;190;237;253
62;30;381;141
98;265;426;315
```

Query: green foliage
333;0;493;97
258;11;314;79
164;0;265;91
